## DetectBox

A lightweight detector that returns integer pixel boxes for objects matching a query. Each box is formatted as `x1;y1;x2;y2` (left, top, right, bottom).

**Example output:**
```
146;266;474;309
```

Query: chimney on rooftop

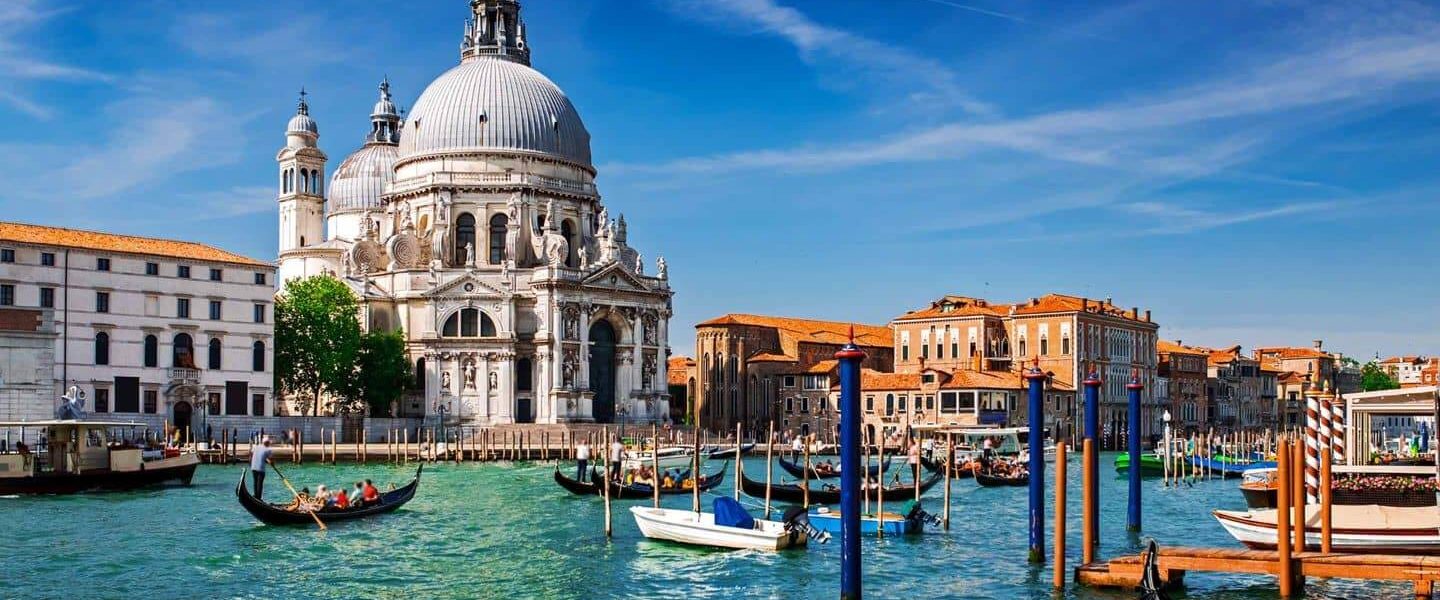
1313;339;1324;350
1131;307;1139;319
1176;339;1182;346
1105;296;1112;305
1030;297;1039;306
1144;309;1151;322
1081;298;1089;311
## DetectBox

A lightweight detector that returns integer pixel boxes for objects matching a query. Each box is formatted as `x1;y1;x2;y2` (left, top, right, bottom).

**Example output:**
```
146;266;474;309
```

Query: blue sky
3;0;1439;359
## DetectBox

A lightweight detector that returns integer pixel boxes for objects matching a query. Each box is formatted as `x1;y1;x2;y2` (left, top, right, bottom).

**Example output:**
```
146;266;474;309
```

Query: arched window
143;335;158;367
454;213;476;265
516;357;532;392
312;170;322;194
300;169;310;194
94;332;110;365
172;333;194;368
488;213;508;264
208;338;222;369
560;219;578;267
441;308;497;338
252;341;265;372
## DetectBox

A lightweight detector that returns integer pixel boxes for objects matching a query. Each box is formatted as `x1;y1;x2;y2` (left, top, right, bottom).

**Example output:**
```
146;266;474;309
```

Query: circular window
464;283;475;292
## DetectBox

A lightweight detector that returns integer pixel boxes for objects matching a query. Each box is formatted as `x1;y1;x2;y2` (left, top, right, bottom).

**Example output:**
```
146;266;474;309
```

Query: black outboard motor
1139;538;1171;600
782;506;830;543
904;501;943;528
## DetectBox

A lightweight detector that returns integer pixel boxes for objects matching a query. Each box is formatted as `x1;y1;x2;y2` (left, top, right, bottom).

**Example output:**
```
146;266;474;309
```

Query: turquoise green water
1;453;1409;599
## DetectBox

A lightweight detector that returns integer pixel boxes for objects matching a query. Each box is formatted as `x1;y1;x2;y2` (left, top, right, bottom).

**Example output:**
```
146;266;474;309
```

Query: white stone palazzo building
276;0;673;425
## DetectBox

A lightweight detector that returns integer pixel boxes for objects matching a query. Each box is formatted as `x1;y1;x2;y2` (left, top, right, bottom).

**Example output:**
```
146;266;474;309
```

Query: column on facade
551;300;564;390
579;305;591;389
632;309;644;394
655;310;669;402
481;353;493;423
536;347;553;421
425;351;440;416
451;357;464;420
498;353;514;423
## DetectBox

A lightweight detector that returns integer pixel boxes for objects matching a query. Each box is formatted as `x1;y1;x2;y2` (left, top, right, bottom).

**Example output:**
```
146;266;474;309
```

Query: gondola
740;469;944;505
974;471;1029;487
235;466;422;526
776;455;891;480
553;463;727;500
706;443;755;460
919;456;979;479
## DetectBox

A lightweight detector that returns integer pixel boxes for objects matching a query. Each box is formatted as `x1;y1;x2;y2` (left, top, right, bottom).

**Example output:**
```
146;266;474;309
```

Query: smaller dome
328;144;398;213
287;113;318;136
373;98;397;117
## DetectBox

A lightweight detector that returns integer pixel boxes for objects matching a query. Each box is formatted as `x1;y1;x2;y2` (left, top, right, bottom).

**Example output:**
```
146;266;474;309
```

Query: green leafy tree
274;275;362;415
350;330;412;417
1361;360;1400;392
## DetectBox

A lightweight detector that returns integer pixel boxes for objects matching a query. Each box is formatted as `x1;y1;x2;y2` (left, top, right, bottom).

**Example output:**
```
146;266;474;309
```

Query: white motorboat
1213;504;1440;555
623;446;695;470
630;502;808;551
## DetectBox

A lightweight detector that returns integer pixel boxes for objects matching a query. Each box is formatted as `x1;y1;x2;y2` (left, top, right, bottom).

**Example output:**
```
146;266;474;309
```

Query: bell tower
277;89;327;255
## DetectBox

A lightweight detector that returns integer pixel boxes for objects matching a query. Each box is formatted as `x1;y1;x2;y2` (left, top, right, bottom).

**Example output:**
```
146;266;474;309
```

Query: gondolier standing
576;440;592;482
609;436;624;482
250;437;275;498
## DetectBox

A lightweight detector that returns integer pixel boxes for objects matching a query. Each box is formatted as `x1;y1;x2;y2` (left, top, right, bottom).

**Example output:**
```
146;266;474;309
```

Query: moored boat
0;420;199;494
974;471;1029;487
776;455;891;480
1213;504;1440;554
622;446;695;470
235;466;422;526
630;497;809;551
552;463;724;499
706;443;755;460
1113;452;1168;476
739;470;943;505
807;501;929;536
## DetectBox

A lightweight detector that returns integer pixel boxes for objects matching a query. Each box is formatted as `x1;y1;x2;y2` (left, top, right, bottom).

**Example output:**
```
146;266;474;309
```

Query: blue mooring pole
1126;370;1144;532
1024;364;1047;563
836;331;867;599
1082;369;1101;554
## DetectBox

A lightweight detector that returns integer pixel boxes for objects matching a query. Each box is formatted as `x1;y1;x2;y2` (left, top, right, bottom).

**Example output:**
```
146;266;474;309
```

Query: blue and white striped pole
1126;369;1144;532
1024;363;1048;563
836;328;867;599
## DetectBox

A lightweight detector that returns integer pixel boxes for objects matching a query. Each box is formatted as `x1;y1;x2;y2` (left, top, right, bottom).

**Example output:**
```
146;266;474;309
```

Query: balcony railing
168;368;199;383
388;172;597;196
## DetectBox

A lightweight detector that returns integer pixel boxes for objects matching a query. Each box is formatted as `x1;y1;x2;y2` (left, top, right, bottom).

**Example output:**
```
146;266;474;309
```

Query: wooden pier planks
1078;547;1440;596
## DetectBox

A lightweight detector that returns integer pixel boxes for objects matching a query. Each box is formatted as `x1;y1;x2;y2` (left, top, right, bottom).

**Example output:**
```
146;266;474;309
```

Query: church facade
275;0;673;425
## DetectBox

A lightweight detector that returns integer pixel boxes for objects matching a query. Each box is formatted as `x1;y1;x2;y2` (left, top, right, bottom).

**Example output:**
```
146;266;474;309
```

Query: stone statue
616;214;628;242
488;371;498;392
465;241;476;268
54;385;87;420
596;206;609;235
441;370;452;391
634;252;644;275
656;256;667;279
464;361;476;389
578;244;589;268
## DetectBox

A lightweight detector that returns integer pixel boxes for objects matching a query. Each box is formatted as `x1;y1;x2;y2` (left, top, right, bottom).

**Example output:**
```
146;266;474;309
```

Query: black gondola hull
0;461;197;495
776;456;891;480
740;470;944;505
974;472;1029;487
235;466;422;526
552;464;726;500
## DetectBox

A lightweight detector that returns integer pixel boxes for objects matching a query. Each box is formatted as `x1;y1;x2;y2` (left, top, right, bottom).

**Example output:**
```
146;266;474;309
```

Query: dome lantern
461;0;530;66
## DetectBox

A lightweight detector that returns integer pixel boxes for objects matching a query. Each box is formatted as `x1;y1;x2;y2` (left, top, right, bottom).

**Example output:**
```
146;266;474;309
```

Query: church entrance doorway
588;321;617;423
172;401;193;442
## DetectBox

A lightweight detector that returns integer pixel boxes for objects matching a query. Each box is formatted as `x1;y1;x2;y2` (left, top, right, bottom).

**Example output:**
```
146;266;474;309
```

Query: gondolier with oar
576;439;592;483
250;437;275;498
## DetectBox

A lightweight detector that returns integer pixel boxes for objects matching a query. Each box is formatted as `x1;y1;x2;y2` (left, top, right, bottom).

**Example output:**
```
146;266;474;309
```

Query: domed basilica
276;0;673;425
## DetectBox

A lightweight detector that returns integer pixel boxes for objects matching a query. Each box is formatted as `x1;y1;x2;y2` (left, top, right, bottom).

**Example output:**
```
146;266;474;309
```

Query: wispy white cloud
660;0;992;116
1118;200;1343;235
171;13;345;69
0;0;112;118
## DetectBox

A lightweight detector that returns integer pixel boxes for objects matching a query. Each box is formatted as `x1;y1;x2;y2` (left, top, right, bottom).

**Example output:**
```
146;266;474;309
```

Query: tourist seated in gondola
661;471;676;488
332;488;351;510
362;479;380;504
350;482;367;507
314;485;332;506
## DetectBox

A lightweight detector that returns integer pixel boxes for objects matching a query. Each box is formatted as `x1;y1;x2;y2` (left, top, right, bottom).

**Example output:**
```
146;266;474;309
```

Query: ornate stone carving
488;371;498;396
561;304;580;340
656;256;667;279
633;252;643;275
643;313;658;345
464;360;476;389
351;239;382;272
387;232;420;269
642;352;656;390
562;349;578;387
441;370;452;392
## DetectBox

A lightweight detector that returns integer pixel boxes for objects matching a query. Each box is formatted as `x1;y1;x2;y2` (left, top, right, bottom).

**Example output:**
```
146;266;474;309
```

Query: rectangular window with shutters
0;248;13;263
144;390;158;414
40;252;54;266
177;298;190;318
94;388;110;413
178;265;191;278
146;262;159;275
865;396;874;412
96;257;110;271
96;291;109;313
958;391;976;411
39;287;54;308
941;392;958;413
209;268;223;281
0;284;12;306
253;304;265;323
252;394;265;416
254;273;267;285
209;300;222;320
114;377;140;413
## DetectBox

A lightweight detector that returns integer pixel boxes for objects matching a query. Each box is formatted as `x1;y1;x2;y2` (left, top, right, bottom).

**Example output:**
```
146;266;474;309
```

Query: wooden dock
1077;547;1440;599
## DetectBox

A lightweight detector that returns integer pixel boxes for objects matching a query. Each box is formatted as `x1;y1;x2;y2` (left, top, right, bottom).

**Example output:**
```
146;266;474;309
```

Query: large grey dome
328;144;398;213
398;58;592;169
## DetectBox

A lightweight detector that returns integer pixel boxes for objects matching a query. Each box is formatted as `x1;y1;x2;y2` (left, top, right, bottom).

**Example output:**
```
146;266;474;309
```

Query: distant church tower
277;90;327;256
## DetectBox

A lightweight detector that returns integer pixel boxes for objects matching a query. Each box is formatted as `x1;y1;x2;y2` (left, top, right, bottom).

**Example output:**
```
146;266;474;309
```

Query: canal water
2;453;1410;599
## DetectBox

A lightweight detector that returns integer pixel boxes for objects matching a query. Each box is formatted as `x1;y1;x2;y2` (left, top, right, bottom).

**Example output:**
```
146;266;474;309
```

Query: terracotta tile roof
857;370;925;390
1277;370;1307;385
667;356;694;387
1198;345;1249;367
893;293;1153;325
838;367;1070;392
696;314;892;357
746;352;797;363
806;360;838;374
1255;346;1332;360
0;221;270;267
1158;340;1206;356
1379;356;1424;365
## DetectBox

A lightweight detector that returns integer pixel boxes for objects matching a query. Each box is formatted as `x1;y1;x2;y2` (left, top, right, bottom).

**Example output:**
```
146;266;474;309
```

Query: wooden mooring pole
1082;438;1095;565
942;431;953;531
1277;438;1294;598
1321;447;1333;553
603;425;612;539
765;420;775;519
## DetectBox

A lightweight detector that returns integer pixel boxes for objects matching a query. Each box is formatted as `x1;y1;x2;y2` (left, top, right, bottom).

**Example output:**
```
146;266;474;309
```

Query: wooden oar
270;464;326;530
